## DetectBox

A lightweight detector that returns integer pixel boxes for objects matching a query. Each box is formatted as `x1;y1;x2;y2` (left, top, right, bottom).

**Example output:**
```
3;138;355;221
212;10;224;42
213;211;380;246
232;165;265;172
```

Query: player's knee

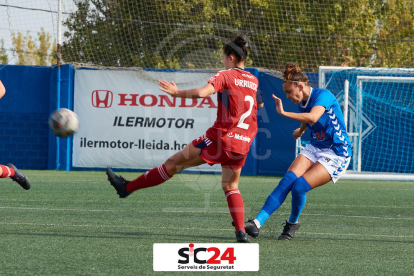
291;177;312;196
291;184;301;197
164;158;179;175
265;194;277;203
222;182;238;192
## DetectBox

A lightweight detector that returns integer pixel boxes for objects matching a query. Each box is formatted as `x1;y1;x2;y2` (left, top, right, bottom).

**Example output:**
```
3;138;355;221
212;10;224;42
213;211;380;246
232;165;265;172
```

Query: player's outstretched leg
278;220;301;240
5;163;30;190
106;167;130;198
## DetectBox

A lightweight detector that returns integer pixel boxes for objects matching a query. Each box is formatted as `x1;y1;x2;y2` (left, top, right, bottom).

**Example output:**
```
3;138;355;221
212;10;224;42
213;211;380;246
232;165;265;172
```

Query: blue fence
0;64;300;175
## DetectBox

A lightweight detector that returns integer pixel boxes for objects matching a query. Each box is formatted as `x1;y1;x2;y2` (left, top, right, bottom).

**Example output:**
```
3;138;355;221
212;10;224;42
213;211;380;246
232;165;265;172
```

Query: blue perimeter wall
0;64;310;175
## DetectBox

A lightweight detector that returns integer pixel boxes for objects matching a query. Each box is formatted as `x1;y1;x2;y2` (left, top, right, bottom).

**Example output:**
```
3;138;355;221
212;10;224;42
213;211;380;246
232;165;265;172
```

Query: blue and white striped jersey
298;88;352;157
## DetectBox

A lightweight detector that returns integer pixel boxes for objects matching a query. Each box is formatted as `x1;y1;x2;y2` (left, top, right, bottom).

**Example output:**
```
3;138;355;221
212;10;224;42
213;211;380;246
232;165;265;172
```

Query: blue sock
288;177;312;223
255;171;298;226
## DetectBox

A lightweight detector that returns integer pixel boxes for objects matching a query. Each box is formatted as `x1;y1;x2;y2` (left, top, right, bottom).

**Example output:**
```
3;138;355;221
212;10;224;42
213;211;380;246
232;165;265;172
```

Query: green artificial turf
0;170;413;275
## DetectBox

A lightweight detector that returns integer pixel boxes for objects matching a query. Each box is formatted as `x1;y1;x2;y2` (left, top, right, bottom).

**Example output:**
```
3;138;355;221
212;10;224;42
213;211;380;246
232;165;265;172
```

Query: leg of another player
277;162;331;240
0;164;14;179
164;143;206;175
221;167;249;242
125;142;206;193
289;162;331;224
253;155;313;228
0;163;31;190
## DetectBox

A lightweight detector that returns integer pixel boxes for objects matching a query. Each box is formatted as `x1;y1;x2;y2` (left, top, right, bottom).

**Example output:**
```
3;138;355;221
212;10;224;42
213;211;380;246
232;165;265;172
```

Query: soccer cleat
6;163;30;190
236;230;250;243
244;219;260;238
278;220;301;240
232;220;260;238
106;167;130;198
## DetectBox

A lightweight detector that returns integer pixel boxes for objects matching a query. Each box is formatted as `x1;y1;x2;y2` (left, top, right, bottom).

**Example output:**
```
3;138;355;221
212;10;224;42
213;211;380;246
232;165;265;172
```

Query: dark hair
222;34;248;63
282;62;309;85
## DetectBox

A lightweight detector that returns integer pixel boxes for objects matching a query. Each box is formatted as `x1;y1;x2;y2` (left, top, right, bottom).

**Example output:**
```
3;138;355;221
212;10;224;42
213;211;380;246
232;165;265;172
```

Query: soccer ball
48;108;79;138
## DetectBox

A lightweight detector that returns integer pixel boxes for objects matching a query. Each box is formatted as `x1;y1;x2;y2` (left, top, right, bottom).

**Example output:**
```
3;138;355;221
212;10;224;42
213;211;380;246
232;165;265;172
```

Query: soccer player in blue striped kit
243;63;352;240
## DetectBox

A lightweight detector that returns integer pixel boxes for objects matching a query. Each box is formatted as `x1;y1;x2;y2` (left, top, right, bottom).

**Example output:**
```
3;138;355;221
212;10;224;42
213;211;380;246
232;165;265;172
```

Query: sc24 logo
178;243;236;264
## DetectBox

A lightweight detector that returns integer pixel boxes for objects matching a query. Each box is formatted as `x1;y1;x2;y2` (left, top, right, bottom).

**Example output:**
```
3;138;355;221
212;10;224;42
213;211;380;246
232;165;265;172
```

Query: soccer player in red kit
0;80;31;190
106;35;263;242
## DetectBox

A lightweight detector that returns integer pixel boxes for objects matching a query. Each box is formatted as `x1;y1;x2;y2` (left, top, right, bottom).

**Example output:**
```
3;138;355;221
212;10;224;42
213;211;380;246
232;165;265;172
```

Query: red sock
225;189;245;233
126;164;172;193
0;165;15;178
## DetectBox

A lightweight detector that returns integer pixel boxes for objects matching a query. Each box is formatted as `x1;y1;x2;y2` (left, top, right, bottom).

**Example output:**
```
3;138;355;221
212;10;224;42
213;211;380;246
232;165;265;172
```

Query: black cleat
245;219;260;238
278;220;300;240
236;230;250;243
232;220;260;238
7;163;30;190
106;167;130;198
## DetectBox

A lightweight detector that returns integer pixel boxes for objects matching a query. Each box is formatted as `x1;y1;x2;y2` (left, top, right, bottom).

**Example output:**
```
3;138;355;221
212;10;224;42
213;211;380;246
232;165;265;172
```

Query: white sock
253;219;261;229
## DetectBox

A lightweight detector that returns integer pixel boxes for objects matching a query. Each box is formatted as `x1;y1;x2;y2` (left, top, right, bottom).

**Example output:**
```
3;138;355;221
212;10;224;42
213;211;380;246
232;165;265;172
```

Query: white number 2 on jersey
237;95;254;130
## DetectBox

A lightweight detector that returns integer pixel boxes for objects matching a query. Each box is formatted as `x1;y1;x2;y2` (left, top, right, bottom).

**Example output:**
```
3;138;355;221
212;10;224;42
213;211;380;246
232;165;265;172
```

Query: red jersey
206;67;259;155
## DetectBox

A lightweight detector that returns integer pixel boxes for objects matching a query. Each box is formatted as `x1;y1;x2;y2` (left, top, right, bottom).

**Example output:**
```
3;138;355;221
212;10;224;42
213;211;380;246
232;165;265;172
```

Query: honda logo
92;90;113;108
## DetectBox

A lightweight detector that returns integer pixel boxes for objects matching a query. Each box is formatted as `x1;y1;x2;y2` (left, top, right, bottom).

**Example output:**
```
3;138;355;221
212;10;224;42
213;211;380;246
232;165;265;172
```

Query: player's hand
272;94;284;115
293;128;303;139
159;80;178;96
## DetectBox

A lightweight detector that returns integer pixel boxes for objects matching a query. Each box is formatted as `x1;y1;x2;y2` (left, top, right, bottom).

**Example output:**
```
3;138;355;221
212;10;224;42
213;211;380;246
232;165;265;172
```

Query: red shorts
192;135;248;169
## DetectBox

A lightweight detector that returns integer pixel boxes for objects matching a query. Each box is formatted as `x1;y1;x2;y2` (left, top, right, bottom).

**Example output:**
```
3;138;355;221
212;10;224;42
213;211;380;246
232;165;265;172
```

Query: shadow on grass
0;231;241;243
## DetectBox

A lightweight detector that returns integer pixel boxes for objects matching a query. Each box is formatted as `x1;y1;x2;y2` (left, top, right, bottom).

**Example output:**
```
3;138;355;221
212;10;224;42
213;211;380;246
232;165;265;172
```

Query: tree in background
62;0;271;69
374;0;414;67
62;0;414;71
0;39;8;64
11;32;36;65
10;29;56;66
36;28;57;66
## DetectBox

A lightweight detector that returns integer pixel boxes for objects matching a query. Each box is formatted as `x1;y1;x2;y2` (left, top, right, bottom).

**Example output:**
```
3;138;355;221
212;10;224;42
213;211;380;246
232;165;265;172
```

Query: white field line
0;206;115;212
0;222;413;239
306;203;414;209
279;213;414;220
1;206;413;221
300;232;414;239
0;222;229;230
2;199;413;210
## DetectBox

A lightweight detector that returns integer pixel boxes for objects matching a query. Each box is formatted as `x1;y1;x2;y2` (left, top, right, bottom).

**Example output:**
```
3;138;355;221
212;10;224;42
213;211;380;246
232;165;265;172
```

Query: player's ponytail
283;62;309;85
223;34;248;62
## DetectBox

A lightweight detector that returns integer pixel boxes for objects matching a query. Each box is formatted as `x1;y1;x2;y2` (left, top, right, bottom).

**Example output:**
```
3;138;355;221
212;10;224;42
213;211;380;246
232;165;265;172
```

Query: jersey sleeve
311;90;334;111
208;71;228;93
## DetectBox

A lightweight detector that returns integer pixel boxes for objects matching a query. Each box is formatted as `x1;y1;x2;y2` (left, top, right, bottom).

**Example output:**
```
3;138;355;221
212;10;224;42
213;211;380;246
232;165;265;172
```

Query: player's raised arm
0;80;5;99
158;81;215;99
276;103;325;124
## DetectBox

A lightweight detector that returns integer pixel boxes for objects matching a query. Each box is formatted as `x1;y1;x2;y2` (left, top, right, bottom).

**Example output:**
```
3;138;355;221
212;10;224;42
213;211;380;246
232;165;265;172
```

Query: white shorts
299;144;351;183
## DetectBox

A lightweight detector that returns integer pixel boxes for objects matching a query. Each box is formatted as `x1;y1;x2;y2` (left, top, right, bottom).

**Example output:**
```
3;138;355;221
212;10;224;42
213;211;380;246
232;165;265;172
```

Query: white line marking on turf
301;232;414;239
306;203;414;209
162;207;252;213
0;222;231;231
0;222;413;239
295;213;414;220
0;206;115;212
1;206;413;221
